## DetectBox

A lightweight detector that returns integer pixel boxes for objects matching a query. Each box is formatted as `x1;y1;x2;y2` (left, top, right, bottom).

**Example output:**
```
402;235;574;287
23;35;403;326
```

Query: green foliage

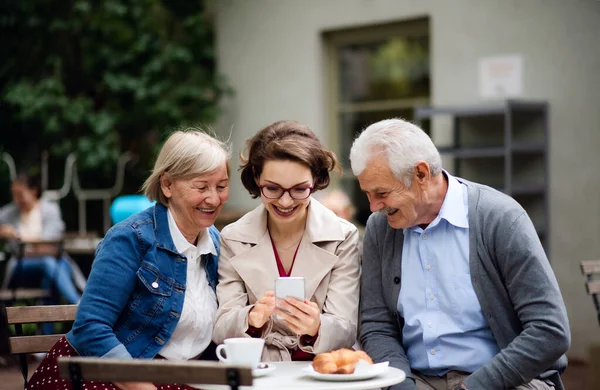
0;0;229;175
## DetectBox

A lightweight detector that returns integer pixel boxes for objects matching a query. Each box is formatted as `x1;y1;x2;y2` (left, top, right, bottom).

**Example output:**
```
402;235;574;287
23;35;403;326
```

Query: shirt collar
437;170;469;229
167;209;217;257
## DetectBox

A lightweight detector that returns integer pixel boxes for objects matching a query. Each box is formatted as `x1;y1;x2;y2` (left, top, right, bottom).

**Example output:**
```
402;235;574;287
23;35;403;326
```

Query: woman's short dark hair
240;120;340;198
13;172;42;199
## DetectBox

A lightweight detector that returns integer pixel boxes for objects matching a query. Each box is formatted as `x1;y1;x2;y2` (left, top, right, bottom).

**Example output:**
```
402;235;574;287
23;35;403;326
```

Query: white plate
253;363;276;377
302;362;389;381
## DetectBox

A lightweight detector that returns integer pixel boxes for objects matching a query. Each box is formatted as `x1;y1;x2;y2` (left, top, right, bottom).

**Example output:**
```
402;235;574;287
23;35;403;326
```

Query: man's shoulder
459;178;527;225
460;178;523;210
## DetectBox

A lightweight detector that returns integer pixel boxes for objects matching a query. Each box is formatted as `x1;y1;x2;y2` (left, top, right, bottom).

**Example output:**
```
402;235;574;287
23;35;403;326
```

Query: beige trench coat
212;198;361;361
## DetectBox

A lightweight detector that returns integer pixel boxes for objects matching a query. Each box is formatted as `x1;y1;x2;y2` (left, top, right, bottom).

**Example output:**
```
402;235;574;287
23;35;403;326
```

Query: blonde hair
142;128;231;206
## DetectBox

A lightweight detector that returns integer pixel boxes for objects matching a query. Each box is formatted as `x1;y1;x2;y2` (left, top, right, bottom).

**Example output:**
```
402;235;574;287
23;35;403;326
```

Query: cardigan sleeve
465;211;570;390
359;214;417;390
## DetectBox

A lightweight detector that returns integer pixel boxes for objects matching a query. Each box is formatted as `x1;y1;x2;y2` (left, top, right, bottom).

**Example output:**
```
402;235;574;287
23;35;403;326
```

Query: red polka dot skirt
27;337;200;390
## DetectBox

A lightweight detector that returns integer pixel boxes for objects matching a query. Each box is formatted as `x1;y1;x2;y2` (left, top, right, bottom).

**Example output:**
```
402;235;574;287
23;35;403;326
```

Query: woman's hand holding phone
248;290;276;328
276;297;321;336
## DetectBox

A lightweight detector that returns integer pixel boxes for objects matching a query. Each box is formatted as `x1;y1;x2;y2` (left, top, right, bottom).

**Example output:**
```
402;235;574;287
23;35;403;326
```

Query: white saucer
253;363;276;377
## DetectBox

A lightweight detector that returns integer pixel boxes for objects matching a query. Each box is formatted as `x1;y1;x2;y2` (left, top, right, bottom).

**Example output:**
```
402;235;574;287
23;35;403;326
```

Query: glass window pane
339;36;430;103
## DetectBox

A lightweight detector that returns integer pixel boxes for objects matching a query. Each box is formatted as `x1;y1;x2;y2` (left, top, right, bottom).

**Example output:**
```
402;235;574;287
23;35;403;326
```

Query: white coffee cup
216;337;265;367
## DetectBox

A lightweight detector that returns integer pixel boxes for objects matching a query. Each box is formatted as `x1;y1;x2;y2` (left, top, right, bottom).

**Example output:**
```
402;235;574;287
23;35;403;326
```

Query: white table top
196;361;406;390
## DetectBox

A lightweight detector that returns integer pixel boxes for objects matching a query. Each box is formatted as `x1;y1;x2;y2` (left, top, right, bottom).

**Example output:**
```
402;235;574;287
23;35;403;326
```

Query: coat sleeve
298;223;361;354
465;211;570;390
213;237;268;343
360;214;417;390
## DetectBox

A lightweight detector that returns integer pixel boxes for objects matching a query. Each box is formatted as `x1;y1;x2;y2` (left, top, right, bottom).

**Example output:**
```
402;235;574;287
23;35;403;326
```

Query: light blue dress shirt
397;171;499;376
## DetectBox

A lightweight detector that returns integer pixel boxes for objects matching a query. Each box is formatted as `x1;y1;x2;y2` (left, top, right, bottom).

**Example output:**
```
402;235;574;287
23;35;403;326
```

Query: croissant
312;348;373;374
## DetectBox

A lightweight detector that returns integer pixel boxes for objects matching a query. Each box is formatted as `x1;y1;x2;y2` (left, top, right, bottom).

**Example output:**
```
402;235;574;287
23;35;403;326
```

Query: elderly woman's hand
248;290;276;328
276;297;321;337
114;381;157;390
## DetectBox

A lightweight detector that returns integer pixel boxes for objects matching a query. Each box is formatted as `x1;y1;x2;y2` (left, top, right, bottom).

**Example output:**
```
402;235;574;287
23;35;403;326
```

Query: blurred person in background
351;118;569;390
213;120;361;361
0;173;85;314
319;188;365;257
26;129;230;390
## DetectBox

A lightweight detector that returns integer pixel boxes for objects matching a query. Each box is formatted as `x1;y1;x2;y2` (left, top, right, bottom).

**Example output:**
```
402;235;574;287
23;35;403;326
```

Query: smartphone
275;277;305;300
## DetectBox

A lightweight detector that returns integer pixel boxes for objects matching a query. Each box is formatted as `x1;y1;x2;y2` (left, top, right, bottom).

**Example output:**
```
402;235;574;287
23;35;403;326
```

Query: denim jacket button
152;282;159;289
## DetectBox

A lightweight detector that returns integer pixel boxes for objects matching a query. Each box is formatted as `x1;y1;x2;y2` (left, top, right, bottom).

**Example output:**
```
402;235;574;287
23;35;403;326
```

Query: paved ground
0;356;589;390
1;358;38;390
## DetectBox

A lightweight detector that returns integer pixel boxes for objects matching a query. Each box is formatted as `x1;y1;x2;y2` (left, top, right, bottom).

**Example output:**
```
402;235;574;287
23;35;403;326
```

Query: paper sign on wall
478;55;523;99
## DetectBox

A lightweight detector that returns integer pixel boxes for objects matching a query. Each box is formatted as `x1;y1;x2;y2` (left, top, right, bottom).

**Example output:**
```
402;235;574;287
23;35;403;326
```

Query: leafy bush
0;0;229;191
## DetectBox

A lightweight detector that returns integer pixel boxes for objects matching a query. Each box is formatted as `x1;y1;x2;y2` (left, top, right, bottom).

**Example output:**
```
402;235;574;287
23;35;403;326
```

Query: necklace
277;237;302;251
267;220;304;251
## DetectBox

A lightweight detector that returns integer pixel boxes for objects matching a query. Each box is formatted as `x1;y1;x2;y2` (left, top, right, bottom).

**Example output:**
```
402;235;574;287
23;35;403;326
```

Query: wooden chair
5;304;78;388
580;260;600;325
58;357;253;390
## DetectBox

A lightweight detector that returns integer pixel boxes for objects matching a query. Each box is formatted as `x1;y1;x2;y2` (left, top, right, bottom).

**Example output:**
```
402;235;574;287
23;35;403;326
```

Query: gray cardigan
359;178;569;390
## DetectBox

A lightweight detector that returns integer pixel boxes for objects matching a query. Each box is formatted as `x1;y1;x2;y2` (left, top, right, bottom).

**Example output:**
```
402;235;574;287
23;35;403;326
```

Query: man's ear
160;174;173;198
413;162;431;185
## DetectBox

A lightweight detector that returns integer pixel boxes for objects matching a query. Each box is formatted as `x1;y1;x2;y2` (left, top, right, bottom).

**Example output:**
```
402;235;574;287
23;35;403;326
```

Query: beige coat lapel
290;199;344;300
223;206;279;301
223;199;345;303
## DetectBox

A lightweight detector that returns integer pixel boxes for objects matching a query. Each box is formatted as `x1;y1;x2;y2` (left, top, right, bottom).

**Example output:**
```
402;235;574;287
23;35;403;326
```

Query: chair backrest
0;288;50;302
5;304;78;354
581;260;600;325
58;357;253;390
5;304;78;388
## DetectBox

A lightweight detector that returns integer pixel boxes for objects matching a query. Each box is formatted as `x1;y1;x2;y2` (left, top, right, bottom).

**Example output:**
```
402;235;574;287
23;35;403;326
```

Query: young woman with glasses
213;120;361;361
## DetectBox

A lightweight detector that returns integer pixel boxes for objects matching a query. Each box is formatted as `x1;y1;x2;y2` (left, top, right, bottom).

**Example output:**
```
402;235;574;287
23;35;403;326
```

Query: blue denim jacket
66;203;220;359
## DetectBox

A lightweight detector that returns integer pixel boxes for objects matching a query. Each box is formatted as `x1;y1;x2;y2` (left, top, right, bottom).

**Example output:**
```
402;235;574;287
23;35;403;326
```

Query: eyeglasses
258;184;314;200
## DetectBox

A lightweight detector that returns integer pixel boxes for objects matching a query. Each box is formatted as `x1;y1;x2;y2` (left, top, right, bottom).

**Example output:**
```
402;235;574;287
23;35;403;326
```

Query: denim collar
152;203;180;255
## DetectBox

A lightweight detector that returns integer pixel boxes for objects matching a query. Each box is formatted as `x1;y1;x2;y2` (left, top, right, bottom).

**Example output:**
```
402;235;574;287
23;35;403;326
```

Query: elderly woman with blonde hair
26;129;231;390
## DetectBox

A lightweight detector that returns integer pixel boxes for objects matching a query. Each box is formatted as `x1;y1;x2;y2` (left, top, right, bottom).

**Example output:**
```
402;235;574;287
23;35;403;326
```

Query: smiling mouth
196;207;216;214
273;205;297;216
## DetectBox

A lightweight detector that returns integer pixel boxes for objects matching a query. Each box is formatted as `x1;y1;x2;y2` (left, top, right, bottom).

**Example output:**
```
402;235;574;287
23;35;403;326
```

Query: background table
197;361;406;390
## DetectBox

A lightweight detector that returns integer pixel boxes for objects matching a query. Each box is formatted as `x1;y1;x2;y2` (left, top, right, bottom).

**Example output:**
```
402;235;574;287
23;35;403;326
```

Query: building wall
215;0;600;359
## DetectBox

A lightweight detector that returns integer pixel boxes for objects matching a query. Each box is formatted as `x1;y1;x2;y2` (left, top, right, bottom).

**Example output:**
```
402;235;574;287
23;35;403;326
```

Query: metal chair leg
68;362;83;390
15;323;27;388
226;367;240;390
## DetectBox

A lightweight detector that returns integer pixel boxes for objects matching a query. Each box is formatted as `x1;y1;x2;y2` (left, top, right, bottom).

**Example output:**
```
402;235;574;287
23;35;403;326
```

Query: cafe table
197;361;406;390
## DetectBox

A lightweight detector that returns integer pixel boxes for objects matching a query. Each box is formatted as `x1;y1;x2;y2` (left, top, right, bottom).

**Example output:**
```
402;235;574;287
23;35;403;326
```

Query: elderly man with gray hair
350;118;569;390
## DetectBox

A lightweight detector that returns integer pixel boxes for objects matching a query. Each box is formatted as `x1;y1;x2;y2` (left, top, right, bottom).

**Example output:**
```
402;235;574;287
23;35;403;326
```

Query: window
324;18;431;223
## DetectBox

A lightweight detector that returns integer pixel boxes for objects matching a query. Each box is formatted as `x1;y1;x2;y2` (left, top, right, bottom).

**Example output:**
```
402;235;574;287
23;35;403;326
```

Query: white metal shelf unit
414;100;549;251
